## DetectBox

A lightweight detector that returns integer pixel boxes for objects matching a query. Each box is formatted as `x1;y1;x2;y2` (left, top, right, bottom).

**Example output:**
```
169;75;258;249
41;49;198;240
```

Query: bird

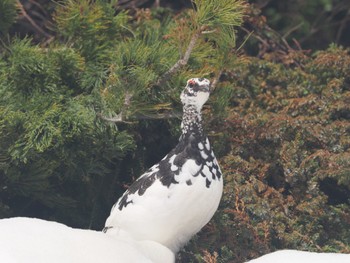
0;77;220;263
104;77;223;253
245;249;350;263
0;217;174;263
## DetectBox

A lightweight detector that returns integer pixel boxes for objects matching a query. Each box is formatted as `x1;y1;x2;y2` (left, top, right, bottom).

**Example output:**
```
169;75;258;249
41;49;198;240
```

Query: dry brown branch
16;0;51;39
157;26;207;86
210;70;222;92
202;250;218;263
134;112;181;120
98;90;181;123
98;111;181;123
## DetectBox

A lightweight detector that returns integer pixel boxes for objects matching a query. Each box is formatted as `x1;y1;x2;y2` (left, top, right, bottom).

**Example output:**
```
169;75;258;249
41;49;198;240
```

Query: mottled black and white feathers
104;78;223;253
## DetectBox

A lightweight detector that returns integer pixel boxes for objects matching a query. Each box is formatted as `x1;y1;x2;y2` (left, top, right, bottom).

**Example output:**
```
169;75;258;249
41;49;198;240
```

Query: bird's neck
181;104;204;138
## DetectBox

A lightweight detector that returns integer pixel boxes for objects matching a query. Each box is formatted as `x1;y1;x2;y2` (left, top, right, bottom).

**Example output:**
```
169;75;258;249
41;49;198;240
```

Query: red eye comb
188;79;196;86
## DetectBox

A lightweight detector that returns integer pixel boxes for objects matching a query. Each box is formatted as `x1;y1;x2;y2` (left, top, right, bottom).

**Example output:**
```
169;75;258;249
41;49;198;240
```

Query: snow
0;217;175;263
246;249;350;263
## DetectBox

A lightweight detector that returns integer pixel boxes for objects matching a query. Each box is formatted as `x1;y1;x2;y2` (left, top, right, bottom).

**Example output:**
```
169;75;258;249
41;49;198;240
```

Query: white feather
246;250;350;263
105;169;223;252
0;217;174;263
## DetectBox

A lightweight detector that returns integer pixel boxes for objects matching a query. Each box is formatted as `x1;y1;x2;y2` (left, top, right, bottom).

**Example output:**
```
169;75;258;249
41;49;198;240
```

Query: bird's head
180;78;210;111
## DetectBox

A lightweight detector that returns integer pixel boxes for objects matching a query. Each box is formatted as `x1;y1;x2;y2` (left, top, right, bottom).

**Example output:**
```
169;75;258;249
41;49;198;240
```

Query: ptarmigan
104;78;223;253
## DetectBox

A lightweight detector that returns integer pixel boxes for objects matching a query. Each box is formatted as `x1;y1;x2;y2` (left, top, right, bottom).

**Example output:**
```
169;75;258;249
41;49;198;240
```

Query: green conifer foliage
0;38;136;227
0;0;17;35
54;0;129;62
1;1;349;262
0;0;246;230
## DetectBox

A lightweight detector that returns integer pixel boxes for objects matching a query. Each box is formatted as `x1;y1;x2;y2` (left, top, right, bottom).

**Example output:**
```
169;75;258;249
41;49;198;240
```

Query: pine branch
157;29;201;86
97;113;125;123
211;70;222;92
134;112;181;120
98;91;133;123
98;112;181;123
157;25;212;86
98;91;180;123
102;0;246;120
156;0;246;86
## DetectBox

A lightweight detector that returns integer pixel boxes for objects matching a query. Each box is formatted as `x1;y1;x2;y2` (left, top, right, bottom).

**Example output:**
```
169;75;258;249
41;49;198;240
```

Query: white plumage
246;249;350;263
105;167;222;252
104;78;223;252
0;217;174;263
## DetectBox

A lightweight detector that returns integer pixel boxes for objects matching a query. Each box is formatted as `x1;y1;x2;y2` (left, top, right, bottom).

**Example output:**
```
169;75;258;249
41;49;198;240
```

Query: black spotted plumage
117;129;222;210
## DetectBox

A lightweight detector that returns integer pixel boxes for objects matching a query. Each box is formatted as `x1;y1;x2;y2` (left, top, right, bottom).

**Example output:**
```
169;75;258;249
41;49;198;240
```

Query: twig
98;111;181;123
98;113;124;123
98;91;133;123
29;0;48;14
210;70;222;92
241;27;269;49
336;9;350;43
236;29;253;53
282;22;303;39
134;112;181;120
118;91;133;121
16;0;51;39
292;38;303;51
201;29;217;34
97;91;181;123
157;28;203;86
153;0;160;8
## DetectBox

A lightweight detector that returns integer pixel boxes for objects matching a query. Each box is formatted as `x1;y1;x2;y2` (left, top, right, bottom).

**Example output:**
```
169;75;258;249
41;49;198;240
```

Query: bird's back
105;133;223;252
